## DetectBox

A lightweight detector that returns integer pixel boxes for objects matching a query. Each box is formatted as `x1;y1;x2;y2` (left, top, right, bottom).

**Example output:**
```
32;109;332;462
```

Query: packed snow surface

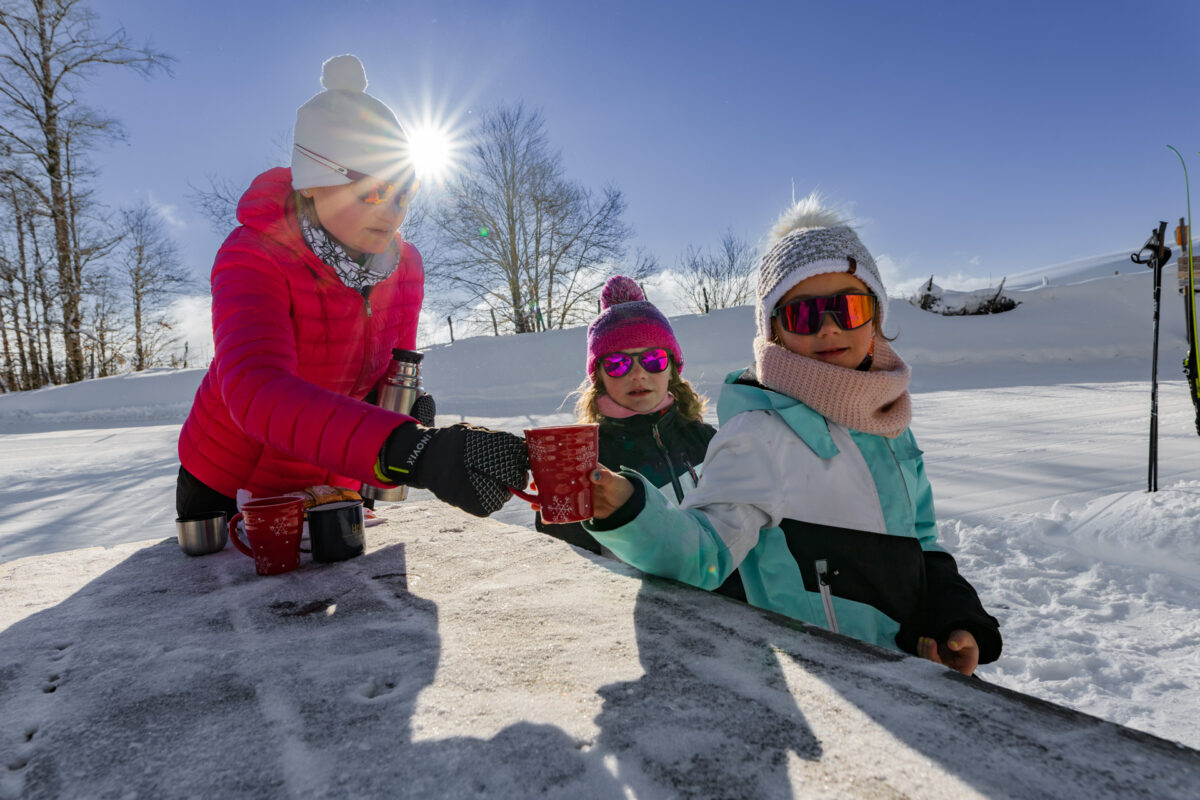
1;255;1198;762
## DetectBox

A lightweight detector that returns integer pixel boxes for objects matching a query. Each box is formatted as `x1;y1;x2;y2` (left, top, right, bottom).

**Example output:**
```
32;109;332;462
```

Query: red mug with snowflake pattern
510;424;600;524
228;496;305;576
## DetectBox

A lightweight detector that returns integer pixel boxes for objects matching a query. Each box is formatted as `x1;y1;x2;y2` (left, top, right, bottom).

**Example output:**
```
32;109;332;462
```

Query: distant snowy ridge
1004;250;1140;289
0;368;200;431
0;265;1188;423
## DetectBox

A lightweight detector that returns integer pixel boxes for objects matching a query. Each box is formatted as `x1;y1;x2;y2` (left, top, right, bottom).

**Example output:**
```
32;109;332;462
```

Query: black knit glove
410;393;436;427
379;422;529;517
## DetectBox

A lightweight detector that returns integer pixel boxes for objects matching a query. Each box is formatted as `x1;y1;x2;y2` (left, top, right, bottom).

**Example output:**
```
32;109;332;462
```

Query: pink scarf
752;336;912;438
597;393;674;419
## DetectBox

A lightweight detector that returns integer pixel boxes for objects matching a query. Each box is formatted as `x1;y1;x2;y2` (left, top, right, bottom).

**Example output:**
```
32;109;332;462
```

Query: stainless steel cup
175;513;229;556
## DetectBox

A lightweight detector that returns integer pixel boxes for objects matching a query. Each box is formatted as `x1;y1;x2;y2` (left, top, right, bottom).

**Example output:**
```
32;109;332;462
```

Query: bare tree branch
0;0;174;383
185;172;242;235
116;200;191;370
673;230;757;314
426;103;653;334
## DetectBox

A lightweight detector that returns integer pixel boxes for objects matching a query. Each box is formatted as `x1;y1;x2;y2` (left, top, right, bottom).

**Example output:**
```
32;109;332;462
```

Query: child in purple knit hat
585;276;685;386
528;276;716;555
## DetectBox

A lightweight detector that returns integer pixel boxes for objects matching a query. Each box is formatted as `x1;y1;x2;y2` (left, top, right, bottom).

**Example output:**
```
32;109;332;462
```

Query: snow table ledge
0;500;1196;800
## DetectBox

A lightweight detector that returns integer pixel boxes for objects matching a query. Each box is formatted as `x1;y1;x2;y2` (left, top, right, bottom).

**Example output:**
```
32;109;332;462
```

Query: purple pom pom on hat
600;275;646;307
586;276;683;381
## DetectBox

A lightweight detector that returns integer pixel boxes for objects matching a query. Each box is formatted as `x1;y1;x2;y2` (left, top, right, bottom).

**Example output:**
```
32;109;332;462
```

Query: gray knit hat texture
291;55;412;191
756;195;887;339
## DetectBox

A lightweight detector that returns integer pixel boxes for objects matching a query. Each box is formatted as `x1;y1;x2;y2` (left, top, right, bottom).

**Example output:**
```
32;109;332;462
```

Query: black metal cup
303;500;366;562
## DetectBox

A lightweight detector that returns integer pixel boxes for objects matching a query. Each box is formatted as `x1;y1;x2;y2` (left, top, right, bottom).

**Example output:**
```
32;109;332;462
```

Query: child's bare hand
918;630;979;676
590;466;633;519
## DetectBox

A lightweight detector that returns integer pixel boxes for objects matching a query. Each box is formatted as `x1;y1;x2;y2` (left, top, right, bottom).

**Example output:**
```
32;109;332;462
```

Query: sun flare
407;122;458;185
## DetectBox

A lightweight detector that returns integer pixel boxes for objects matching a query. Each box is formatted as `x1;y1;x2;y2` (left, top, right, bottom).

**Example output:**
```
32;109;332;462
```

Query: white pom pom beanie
756;193;888;340
291;54;411;191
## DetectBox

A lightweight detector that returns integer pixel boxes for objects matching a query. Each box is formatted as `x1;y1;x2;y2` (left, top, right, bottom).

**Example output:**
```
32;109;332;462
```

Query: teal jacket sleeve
912;451;943;552
584;470;743;591
902;436;947;554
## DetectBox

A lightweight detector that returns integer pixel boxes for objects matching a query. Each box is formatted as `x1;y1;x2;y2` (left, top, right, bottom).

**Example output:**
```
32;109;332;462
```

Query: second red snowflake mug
510;424;599;524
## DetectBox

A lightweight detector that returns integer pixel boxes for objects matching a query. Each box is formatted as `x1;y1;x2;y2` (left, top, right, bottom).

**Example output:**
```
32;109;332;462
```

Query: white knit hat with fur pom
755;193;887;340
291;54;412;190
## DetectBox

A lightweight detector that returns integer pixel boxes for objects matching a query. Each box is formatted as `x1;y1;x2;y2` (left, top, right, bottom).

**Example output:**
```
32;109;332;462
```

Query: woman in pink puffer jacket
177;55;528;520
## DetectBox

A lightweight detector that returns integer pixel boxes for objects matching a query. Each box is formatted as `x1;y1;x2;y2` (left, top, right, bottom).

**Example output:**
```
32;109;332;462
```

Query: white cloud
166;294;214;366
641;268;691;317
417;306;454;348
873;252;904;295
147;191;186;230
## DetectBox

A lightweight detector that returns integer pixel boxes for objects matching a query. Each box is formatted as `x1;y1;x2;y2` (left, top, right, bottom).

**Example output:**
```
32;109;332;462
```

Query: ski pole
1131;221;1170;492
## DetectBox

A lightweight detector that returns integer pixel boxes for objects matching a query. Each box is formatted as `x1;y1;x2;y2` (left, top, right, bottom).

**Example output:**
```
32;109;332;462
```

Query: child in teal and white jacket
587;195;1001;675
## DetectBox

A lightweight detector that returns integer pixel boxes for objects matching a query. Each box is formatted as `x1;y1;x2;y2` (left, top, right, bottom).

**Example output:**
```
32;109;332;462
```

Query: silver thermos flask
362;348;424;503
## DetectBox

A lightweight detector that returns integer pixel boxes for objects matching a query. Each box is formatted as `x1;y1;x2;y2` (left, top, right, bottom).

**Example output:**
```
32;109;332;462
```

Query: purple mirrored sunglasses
601;348;671;378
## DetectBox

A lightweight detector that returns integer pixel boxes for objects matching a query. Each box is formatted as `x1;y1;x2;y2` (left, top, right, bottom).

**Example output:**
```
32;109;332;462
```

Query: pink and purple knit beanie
586;276;683;381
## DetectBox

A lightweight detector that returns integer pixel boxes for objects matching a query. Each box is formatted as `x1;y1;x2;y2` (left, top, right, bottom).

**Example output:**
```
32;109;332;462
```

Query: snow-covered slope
1;265;1198;752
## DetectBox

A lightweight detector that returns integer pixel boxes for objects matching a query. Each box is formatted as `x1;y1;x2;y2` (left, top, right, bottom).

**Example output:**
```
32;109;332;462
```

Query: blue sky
85;0;1200;300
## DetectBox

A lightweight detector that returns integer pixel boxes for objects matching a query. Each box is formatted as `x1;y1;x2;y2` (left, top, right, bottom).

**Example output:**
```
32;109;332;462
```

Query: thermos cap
392;349;424;364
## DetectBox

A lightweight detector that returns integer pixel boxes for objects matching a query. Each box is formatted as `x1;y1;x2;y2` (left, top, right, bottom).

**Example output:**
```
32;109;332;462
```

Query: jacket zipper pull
815;559;840;634
361;284;373;317
682;457;699;486
653;424;686;503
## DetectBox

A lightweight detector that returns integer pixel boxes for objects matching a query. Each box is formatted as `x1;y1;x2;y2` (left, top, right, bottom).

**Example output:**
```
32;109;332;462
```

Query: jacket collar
718;367;840;459
602;404;677;432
